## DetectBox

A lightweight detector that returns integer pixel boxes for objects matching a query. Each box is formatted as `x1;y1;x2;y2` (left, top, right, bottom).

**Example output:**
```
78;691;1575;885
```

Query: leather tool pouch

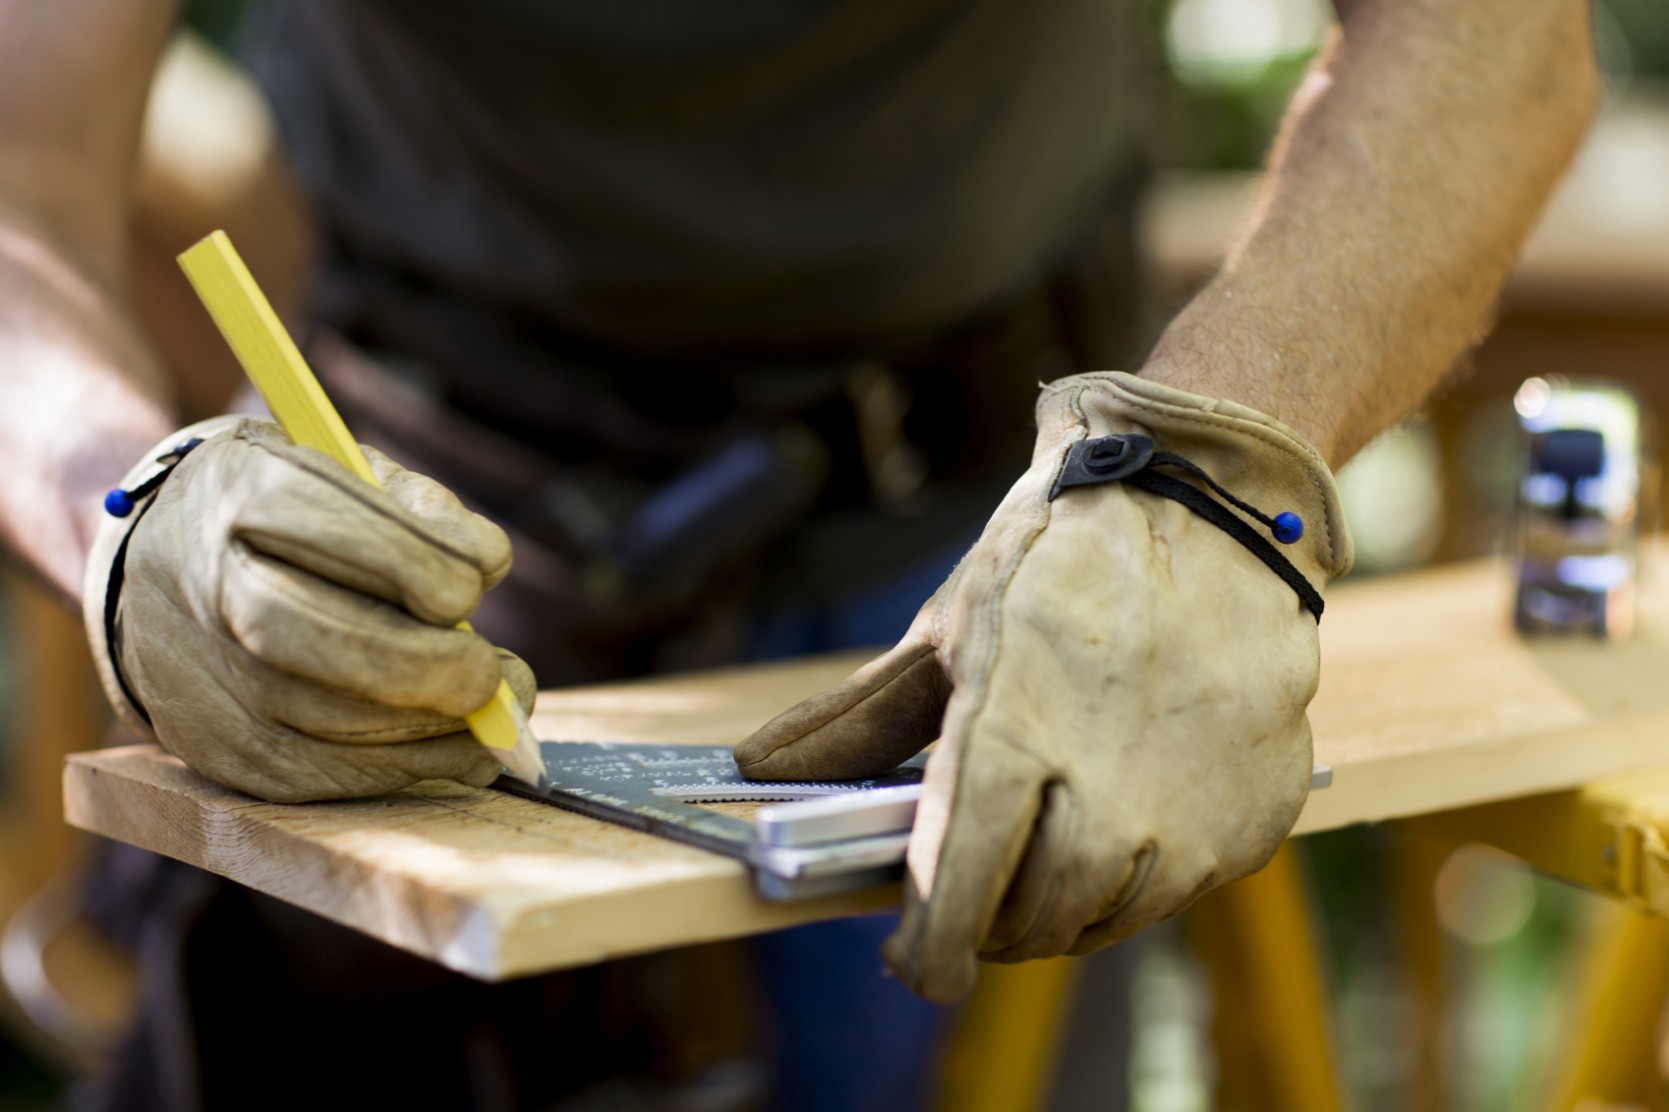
306;188;1149;684
313;332;837;682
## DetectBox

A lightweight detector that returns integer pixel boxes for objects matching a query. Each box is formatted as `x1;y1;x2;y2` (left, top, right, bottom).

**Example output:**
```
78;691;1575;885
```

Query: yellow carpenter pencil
178;230;547;790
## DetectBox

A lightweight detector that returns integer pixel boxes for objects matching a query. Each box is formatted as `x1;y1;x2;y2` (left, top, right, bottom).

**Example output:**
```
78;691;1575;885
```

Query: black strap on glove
100;438;207;723
1049;434;1324;621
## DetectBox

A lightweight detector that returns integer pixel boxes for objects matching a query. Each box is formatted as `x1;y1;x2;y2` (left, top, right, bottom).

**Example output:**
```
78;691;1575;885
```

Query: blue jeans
745;537;972;1112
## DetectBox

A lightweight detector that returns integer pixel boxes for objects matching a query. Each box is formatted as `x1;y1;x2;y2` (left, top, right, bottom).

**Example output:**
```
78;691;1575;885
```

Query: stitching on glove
1050;434;1325;621
988;777;1078;959
947;439;1071;790
1096;839;1158;924
1093;378;1344;575
243;431;491;571
102;438;208;726
225;536;417;636
1130;406;1341;574
1042;374;1344;574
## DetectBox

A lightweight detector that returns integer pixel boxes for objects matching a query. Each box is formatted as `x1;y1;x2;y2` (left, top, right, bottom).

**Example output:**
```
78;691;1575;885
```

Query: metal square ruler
498;742;1333;902
496;742;929;900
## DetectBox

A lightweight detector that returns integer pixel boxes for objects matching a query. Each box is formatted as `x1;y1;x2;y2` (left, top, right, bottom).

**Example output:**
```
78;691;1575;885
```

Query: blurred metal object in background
1513;376;1658;637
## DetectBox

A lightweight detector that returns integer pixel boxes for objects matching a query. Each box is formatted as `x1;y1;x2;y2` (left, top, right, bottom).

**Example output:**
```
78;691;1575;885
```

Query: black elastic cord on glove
1049;434;1325;621
101;438;206;725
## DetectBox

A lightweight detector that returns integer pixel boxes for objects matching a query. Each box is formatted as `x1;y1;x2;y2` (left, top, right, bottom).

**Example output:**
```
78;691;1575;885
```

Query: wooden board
1295;555;1669;833
63;551;1669;980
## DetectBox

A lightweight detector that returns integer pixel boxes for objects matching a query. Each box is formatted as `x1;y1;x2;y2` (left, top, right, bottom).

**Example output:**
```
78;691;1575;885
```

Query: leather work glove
735;372;1353;1002
84;417;535;803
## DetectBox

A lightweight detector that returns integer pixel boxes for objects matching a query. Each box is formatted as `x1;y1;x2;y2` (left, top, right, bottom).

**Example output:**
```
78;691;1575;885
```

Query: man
0;0;1597;1106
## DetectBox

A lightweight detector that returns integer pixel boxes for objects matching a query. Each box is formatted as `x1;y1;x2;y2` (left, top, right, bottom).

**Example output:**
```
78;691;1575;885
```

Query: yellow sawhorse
1400;767;1669;1110
936;842;1344;1111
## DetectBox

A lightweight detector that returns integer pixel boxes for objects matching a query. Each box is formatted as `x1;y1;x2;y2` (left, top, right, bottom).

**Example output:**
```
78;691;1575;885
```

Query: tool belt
307;209;1148;685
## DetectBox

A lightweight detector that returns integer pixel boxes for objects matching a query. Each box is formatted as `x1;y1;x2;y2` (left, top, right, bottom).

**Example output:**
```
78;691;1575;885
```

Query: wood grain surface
63;553;1669;979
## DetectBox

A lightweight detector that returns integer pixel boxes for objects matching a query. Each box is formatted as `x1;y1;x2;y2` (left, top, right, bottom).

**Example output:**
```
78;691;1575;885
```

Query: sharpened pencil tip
495;704;549;790
499;747;549;791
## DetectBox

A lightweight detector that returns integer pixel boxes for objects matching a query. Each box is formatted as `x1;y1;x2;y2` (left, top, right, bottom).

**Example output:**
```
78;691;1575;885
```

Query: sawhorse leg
1546;905;1669;1110
937;842;1343;1110
1190;842;1344;1112
936;957;1079;1112
1401;767;1669;1109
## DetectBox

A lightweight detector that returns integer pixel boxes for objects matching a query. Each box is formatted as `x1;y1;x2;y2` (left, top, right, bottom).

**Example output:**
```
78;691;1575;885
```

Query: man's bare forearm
1142;0;1599;468
0;0;179;604
0;202;176;605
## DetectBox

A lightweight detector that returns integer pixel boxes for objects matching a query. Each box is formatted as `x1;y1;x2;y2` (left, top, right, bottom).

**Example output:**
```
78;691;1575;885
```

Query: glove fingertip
401;732;505;790
369;448;515;584
882;881;978;1004
497;648;538;714
736;642;950;782
458;750;507;789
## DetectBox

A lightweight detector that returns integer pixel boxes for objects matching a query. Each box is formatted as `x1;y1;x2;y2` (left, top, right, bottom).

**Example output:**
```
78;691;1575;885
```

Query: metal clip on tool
1512;376;1659;638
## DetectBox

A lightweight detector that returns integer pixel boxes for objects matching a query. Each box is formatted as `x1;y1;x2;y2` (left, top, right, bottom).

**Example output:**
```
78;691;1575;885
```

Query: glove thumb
734;639;950;781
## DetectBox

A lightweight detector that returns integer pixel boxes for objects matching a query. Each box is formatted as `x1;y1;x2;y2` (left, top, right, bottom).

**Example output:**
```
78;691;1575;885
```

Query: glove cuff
82;416;249;739
1035;372;1354;583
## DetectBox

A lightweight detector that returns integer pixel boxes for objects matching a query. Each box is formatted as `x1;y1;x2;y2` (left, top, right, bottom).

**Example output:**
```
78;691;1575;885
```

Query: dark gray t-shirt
245;0;1153;358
